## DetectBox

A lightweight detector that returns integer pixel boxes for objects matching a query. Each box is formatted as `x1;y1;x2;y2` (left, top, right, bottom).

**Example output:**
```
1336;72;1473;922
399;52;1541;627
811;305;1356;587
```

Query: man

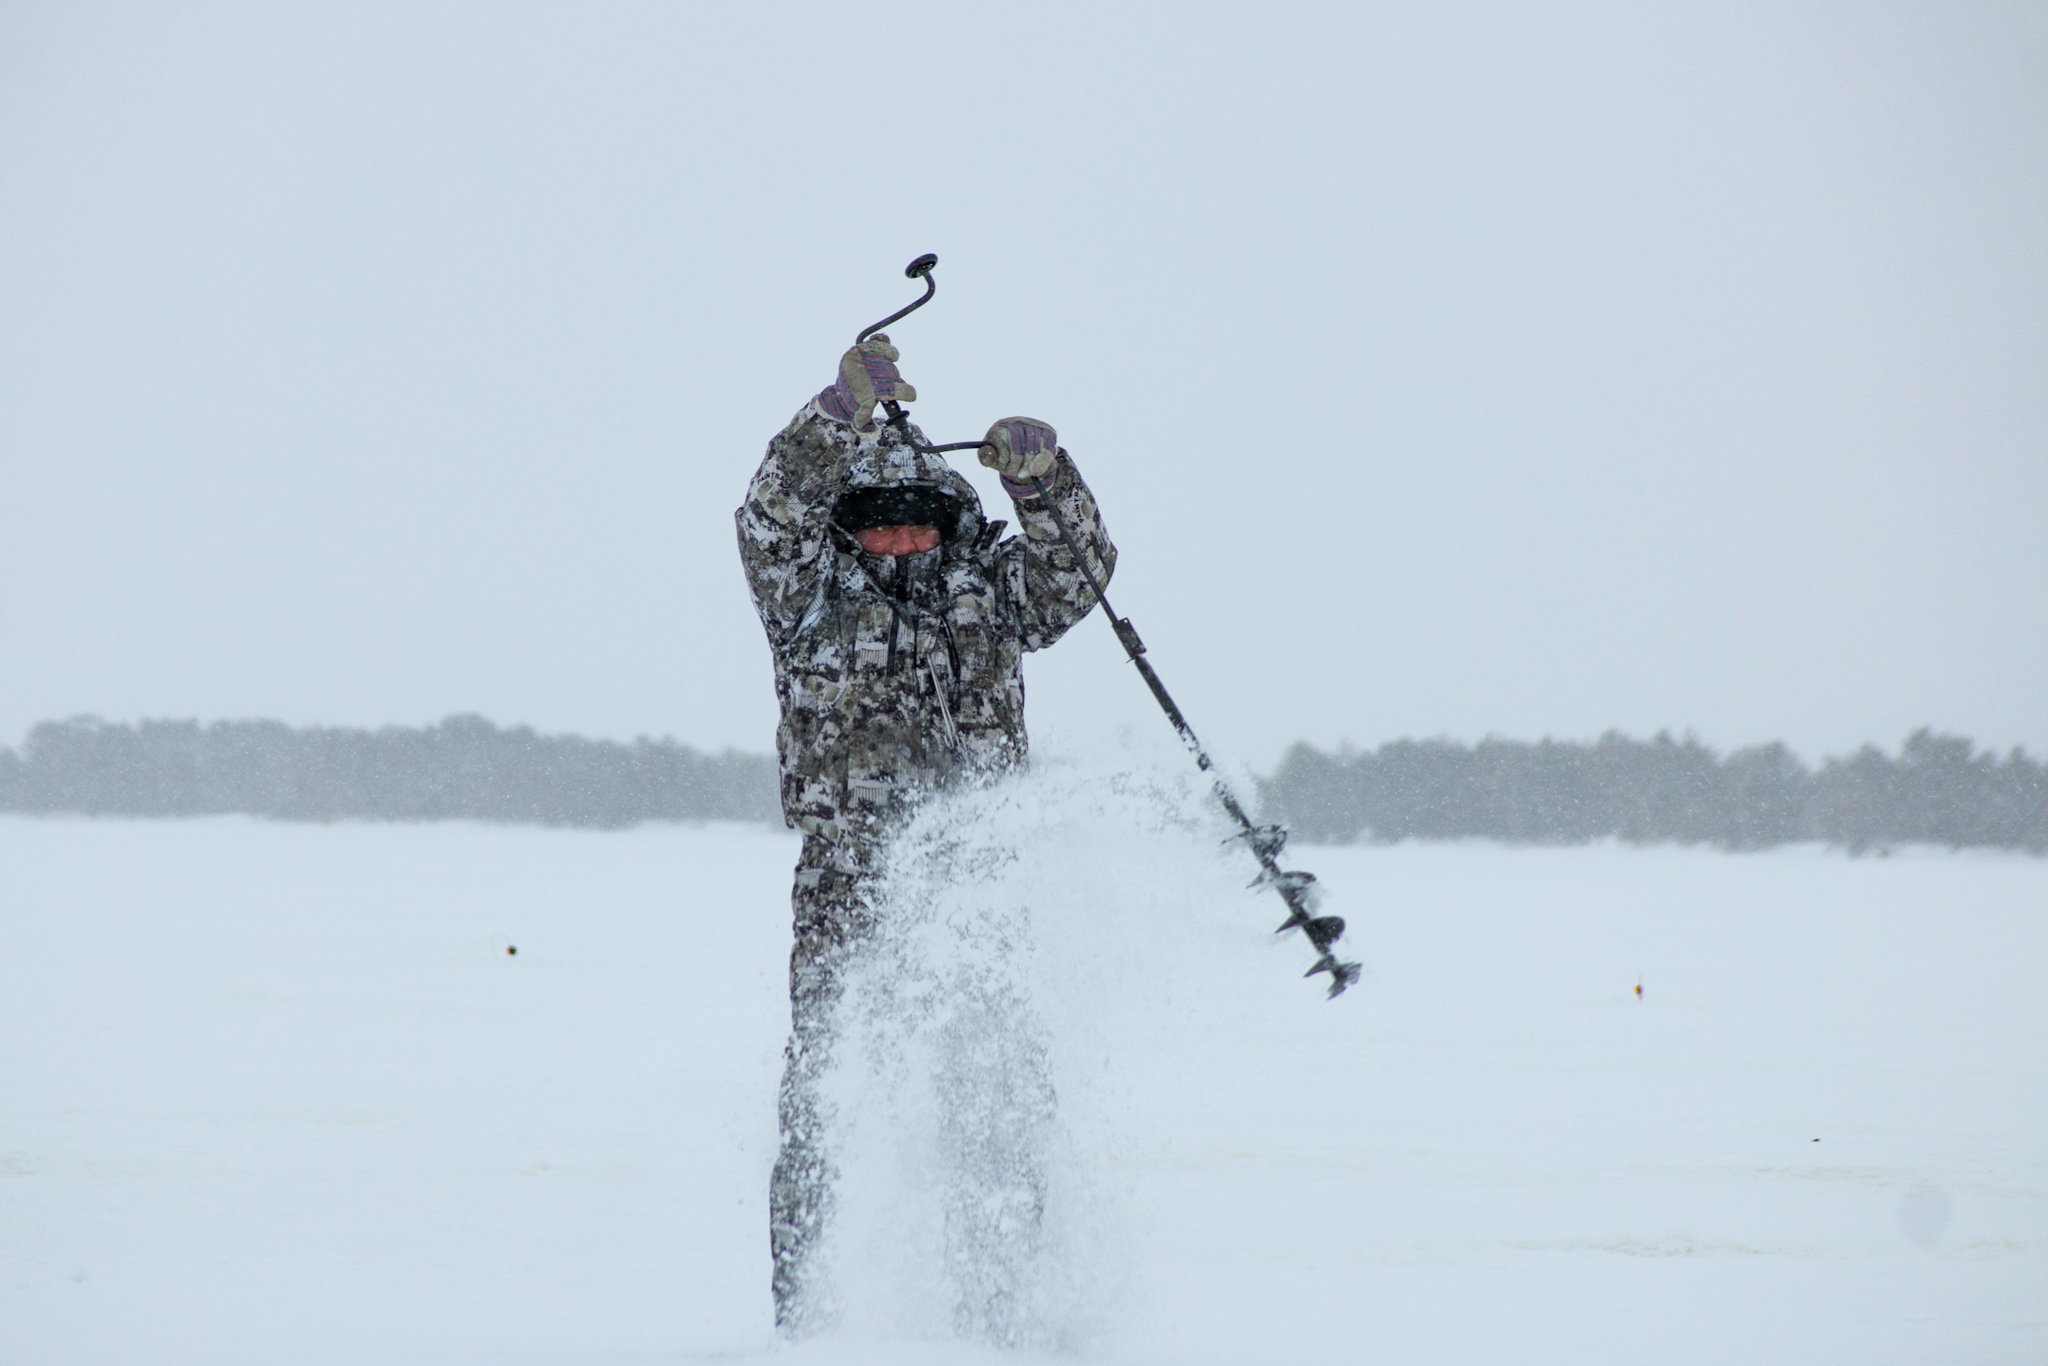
735;334;1116;1329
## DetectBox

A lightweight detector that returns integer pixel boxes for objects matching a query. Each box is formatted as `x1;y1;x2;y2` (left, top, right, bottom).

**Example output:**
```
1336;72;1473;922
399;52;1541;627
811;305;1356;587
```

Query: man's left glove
977;417;1059;481
822;335;916;428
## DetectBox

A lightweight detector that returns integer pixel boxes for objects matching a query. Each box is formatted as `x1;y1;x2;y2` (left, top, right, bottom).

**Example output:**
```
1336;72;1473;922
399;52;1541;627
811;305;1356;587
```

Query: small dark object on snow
506;945;517;956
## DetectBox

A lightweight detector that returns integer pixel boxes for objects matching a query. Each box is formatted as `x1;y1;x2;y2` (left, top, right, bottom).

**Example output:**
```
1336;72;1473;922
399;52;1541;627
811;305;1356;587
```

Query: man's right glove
820;335;916;428
977;417;1059;481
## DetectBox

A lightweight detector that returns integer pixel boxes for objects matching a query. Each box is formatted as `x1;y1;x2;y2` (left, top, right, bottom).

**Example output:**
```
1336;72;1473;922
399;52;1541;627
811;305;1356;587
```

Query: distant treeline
0;715;779;828
1260;729;2047;853
4;718;2043;852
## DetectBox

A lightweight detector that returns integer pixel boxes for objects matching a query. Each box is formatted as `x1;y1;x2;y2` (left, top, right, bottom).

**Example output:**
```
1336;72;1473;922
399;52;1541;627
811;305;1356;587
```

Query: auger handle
857;253;940;344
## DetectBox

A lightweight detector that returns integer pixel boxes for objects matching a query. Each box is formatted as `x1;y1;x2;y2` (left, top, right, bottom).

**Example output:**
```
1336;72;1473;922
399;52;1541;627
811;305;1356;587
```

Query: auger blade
1228;823;1290;861
1321;958;1364;998
1249;866;1319;902
1273;909;1346;945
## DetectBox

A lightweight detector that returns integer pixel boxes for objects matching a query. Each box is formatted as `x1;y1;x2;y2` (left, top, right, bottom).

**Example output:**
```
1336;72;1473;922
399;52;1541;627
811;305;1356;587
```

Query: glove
821;334;916;428
977;417;1059;481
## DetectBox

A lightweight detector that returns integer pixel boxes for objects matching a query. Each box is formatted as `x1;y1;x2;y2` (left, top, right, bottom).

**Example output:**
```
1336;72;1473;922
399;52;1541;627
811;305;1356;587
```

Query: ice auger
850;254;1363;998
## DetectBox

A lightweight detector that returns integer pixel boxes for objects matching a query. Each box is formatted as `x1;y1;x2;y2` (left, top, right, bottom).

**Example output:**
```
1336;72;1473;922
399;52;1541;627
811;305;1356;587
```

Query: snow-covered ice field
4;765;2045;1365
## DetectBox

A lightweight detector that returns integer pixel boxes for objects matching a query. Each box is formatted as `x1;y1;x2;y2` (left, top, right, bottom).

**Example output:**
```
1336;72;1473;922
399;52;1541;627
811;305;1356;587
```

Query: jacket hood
838;425;986;551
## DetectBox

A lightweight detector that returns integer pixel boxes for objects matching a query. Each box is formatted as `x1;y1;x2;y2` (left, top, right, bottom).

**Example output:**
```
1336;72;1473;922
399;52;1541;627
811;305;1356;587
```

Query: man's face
855;524;941;556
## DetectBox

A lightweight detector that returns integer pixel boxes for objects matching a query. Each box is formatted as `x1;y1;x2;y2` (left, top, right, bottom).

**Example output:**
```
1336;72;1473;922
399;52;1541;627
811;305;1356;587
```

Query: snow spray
794;744;1307;1350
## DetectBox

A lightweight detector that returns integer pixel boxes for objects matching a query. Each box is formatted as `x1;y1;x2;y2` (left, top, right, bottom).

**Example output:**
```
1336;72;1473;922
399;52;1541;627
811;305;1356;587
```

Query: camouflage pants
770;853;879;1334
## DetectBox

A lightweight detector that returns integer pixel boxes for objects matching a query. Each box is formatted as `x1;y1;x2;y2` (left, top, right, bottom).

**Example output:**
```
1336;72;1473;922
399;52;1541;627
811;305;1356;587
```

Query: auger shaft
852;251;1361;997
1024;474;1363;997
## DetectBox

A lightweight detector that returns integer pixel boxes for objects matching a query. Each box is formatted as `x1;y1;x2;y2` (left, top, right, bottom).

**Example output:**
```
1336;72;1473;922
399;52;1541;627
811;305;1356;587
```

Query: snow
3;758;2045;1364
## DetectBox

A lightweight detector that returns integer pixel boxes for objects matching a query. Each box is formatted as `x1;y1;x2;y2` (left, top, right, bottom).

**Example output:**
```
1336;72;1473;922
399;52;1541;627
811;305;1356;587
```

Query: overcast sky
3;1;2043;769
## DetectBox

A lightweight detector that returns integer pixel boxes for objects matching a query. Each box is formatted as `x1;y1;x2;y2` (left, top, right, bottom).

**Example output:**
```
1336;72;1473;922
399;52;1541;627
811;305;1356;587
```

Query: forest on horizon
2;716;2041;853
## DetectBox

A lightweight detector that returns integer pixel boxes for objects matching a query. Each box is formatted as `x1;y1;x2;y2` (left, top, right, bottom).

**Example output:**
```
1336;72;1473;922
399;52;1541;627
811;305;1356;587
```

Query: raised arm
735;339;916;646
980;419;1118;651
735;406;858;647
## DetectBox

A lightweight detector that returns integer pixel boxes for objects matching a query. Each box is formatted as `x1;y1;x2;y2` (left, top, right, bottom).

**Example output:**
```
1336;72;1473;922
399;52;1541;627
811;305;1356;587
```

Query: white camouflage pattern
737;398;1117;867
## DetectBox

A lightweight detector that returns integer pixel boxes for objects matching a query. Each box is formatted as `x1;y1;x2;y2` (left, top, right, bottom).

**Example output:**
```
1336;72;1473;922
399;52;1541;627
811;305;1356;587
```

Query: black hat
833;484;962;539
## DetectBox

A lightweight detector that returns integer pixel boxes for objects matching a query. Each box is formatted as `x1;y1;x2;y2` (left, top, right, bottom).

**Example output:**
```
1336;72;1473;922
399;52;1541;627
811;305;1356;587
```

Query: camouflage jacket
737;399;1116;867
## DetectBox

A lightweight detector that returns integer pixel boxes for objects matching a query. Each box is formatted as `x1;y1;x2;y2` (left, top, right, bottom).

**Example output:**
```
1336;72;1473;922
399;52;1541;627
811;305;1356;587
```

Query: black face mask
833;485;961;540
